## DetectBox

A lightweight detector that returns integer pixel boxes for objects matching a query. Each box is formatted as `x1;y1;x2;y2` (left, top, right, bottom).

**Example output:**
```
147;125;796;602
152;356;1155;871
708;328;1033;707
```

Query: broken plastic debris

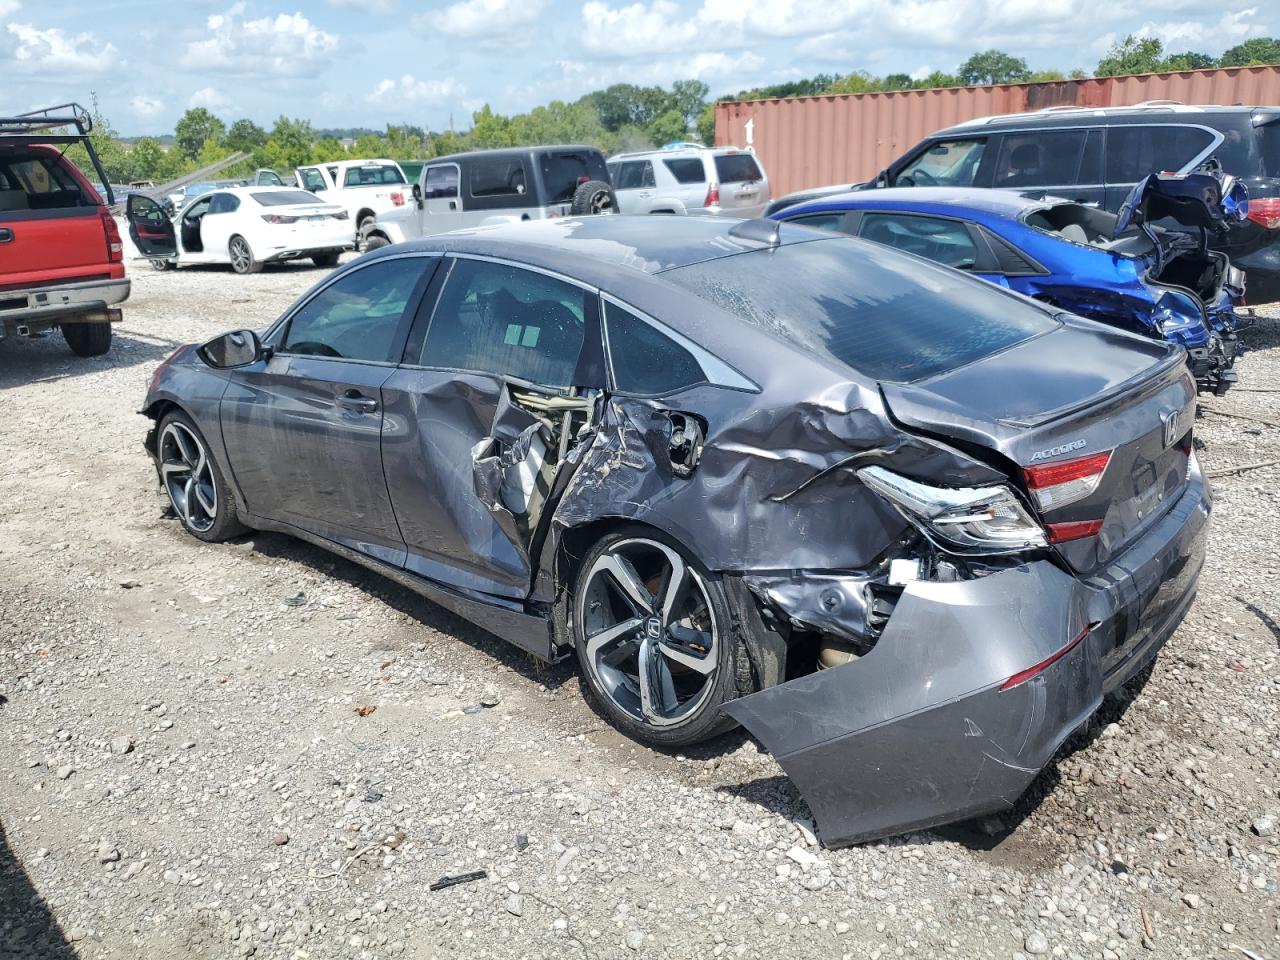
429;870;486;891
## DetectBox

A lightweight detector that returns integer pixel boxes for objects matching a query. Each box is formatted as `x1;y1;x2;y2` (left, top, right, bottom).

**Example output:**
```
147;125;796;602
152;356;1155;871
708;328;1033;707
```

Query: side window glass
471;158;528;198
618;161;651;189
859;213;979;270
1105;125;1215;184
280;259;424;363
663;158;705;184
893;139;986;187
640;161;656;188
1078;130;1104;185
786;212;848;233
994;131;1085;187
605;303;705;395
300;169;326;192
424;165;459;199
421;259;587;387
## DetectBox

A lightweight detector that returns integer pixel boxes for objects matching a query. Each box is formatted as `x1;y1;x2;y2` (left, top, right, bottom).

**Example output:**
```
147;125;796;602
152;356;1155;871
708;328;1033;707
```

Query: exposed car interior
180;197;212;253
0;152;95;210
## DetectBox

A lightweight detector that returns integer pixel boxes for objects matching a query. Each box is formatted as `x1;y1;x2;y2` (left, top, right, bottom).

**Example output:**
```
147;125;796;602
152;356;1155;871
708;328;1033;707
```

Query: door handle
336;391;378;413
448;200;457;211
0;228;12;243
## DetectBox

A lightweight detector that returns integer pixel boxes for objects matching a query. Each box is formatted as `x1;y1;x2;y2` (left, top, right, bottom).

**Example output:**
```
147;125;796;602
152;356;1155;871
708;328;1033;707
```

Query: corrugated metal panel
716;66;1280;198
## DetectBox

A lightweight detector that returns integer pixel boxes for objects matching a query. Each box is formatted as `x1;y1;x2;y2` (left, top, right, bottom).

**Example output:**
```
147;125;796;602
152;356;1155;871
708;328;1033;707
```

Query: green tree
469;105;516;149
353;133;388;157
1027;69;1067;82
882;73;914;91
584;84;669;132
668;79;709;127
175;108;226;161
312;137;349;162
127;138;166;180
647;108;688;146
225;118;267;153
253;116;316;171
1161;51;1215;70
1096;35;1165;76
825;71;888;94
695;103;716;147
915;70;960;89
957;49;1031;85
1218;37;1280;67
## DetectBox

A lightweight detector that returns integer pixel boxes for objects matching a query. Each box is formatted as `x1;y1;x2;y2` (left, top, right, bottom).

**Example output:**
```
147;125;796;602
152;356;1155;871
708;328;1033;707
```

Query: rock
625;930;645;950
373;900;388;914
109;736;133;755
786;846;818;867
272;832;290;846
1251;816;1275;838
56;765;74;780
1025;931;1050;955
1181;892;1201;909
505;894;524;917
515;834;529;852
834;921;850;935
480;688;501;708
97;841;120;864
796;819;818;847
159;719;174;731
119;579;142;589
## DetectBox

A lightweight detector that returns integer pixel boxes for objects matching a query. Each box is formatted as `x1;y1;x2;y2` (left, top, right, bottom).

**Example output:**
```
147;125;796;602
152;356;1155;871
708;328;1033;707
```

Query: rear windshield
663;237;1057;383
253;190;324;206
343;165;405;186
664;157;706;184
714;153;762;183
0;150;94;212
539;150;610;203
1207;114;1279;179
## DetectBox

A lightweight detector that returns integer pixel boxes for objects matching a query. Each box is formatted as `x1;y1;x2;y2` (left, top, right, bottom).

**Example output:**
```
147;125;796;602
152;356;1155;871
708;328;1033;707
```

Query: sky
0;0;1273;135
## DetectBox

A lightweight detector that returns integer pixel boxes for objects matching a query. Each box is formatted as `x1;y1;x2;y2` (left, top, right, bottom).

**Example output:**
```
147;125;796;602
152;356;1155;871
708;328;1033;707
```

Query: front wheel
62;322;112;357
571;527;738;746
228;235;261;274
363;235;390;252
157;410;247;543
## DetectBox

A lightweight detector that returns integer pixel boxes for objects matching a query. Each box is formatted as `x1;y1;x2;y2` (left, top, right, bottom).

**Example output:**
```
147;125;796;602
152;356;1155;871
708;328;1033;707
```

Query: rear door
126;194;177;260
0;147;109;285
613;159;656;213
219;255;437;563
1103;123;1221;212
855;211;985;273
990;128;1090;199
713;152;766;216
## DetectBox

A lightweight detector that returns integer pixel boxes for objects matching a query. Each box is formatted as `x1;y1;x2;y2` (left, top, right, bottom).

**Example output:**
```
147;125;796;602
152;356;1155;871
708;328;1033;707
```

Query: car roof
428;144;604;164
938;103;1276;136
213;186;324;199
785;186;1044;218
366;215;822;282
610;145;745;162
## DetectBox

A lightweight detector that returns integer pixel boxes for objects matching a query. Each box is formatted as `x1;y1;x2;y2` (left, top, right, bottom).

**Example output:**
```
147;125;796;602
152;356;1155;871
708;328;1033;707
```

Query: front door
219;255;437;564
126;195;176;259
381;256;601;598
422;163;463;236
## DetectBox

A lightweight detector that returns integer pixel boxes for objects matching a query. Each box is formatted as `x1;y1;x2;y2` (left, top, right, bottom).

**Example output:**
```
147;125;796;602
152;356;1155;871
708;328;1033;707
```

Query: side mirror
199;329;265;369
412;183;423;209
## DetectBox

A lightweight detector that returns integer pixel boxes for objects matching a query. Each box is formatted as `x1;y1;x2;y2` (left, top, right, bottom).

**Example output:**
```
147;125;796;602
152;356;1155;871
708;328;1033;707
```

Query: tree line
75;36;1280;185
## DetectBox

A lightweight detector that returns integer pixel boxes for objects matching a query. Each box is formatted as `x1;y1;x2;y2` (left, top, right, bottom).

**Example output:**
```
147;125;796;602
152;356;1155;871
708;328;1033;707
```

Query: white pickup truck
293;159;410;244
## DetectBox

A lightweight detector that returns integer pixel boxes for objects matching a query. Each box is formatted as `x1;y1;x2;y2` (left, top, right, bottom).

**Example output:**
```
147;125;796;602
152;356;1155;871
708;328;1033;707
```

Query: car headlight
857;466;1046;554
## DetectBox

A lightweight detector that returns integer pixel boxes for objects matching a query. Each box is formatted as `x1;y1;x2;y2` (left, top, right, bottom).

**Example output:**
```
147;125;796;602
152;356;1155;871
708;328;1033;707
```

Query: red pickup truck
0;104;129;357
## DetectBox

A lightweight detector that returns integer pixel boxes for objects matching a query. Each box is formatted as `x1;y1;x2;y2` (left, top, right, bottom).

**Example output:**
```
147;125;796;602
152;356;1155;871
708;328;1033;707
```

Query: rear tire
228;235;262;274
311;251;341;268
156;409;248;543
364;235;391;252
61;322;112;357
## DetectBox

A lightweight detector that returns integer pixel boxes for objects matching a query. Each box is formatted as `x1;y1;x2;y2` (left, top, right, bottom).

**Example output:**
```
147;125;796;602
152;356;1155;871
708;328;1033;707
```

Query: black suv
865;105;1280;302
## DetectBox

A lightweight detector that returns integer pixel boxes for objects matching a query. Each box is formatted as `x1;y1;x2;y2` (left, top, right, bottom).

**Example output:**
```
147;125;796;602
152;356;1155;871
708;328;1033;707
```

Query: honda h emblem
1161;409;1180;449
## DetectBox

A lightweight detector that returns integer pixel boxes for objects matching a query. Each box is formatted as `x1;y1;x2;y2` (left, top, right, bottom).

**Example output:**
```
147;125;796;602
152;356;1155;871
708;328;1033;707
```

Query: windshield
662;237;1057;383
538;150;610;203
343;165;405;186
894;139;986;187
253;190;324;206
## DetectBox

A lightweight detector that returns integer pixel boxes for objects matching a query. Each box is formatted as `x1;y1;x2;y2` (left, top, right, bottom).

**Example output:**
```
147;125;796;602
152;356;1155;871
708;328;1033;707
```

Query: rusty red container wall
716;66;1280;198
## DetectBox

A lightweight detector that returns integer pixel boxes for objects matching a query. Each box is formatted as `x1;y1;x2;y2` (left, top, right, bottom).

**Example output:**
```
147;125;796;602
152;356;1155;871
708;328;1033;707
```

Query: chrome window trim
981;122;1223;180
600;293;758;395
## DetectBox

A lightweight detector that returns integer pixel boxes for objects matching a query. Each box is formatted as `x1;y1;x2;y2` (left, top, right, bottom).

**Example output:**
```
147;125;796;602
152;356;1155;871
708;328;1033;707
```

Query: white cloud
579;0;698;55
5;22;117;73
367;73;464;106
328;0;396;11
185;5;339;77
0;0;20;18
189;87;234;113
412;0;548;44
129;95;163;116
1137;8;1267;52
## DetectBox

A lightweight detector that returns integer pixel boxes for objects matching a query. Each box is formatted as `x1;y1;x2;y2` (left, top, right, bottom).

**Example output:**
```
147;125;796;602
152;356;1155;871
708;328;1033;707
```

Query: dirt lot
1;257;1278;960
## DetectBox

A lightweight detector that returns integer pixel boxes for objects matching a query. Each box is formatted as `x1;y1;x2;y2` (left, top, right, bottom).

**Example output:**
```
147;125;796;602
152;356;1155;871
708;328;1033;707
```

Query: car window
207;193;240;214
785;212;848;233
664;237;1056;384
280;259;424;363
471;157;529;198
253;191;323;206
617;161;656;190
859;213;979;269
663;158;706;184
299;168;327;192
344;164;405;187
894;139;987;187
714;154;762;183
421;259;587;387
538;150;610;203
1079;130;1104;185
1105;125;1216;184
605;302;705;395
993;130;1086;187
424;165;459;199
0;152;92;209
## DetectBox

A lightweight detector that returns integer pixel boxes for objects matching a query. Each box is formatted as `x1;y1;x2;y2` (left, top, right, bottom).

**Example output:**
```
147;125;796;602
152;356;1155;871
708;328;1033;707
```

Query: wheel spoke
637;636;677;722
660;624;716;675
598;554;655;614
173;428;199;467
160;459;190;481
181;478;196;525
658;552;687;625
193;482;217;517
585;616;644;664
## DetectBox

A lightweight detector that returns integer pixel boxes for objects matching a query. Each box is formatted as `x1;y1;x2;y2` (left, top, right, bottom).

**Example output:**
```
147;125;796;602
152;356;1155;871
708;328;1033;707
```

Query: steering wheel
900;169;938;187
287;341;342;358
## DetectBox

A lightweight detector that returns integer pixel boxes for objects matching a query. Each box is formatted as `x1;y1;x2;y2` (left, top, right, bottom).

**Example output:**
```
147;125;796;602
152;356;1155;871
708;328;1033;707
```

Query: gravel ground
1;256;1278;960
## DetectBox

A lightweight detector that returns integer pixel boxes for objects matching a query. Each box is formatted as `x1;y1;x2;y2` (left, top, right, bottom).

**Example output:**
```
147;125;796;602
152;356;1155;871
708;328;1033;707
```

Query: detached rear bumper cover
723;466;1210;847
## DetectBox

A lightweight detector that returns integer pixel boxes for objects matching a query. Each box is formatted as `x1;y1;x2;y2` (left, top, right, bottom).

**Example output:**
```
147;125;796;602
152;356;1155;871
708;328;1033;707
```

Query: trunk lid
880;317;1196;573
1114;165;1249;239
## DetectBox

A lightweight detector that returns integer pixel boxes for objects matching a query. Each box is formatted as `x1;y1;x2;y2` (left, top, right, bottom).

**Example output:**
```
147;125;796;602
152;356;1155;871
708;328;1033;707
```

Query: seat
0;189;30;211
1059;223;1089;245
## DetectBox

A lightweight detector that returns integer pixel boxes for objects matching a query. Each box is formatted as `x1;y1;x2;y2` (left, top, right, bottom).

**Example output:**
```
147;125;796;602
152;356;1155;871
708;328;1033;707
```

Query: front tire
228;235;261;274
157;410;247;543
364;235;390;252
571;526;738;747
62;322;112;357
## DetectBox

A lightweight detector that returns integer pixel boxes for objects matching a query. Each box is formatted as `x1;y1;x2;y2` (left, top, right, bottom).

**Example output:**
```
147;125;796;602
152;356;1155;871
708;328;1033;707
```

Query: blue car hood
1114;165;1249;238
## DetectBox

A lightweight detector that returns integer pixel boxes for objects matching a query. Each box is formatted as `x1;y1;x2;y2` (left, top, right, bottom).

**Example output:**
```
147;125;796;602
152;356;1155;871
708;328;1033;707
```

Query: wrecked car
142;216;1210;846
772;168;1249;395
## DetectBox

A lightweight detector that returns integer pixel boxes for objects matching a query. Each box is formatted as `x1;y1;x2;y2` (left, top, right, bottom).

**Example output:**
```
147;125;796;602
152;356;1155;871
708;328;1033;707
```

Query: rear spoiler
0;102;113;205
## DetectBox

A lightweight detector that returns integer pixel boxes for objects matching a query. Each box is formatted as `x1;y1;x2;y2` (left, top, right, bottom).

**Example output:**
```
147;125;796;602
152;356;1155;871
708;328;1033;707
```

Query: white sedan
124;187;354;274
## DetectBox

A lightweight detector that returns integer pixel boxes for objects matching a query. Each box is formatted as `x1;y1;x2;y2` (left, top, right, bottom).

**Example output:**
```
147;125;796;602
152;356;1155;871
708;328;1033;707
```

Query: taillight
391;192;405;206
100;210;123;263
1245;196;1280;230
704;182;720;207
261;214;299;224
1044;519;1104;543
1022;451;1112;511
332;210;349;220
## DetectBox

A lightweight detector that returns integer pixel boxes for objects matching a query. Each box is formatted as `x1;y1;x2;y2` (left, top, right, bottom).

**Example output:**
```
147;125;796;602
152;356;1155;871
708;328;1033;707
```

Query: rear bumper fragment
723;465;1210;847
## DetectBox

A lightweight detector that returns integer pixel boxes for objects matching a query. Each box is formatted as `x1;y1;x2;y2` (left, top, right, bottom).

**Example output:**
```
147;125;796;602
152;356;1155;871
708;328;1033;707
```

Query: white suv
607;145;770;218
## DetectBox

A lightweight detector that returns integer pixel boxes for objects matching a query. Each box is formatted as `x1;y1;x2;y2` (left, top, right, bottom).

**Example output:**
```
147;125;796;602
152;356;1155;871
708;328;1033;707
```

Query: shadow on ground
0;819;76;959
0;327;184;389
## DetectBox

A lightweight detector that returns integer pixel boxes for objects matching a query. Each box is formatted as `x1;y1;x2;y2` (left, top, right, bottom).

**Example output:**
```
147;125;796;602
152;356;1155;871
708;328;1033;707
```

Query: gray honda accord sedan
142;215;1210;846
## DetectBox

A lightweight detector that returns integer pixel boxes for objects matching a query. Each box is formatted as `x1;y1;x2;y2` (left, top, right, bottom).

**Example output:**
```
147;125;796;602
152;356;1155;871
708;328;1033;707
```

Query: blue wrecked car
773;168;1249;394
